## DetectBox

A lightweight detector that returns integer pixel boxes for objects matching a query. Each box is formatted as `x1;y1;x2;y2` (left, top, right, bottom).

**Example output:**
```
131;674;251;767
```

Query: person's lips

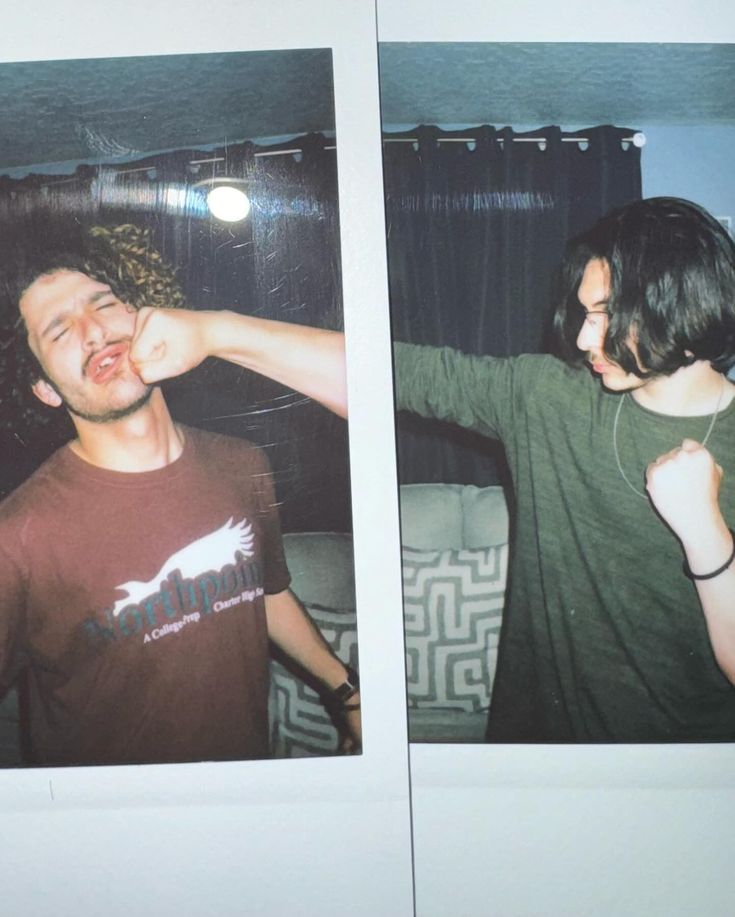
588;358;614;375
85;343;129;384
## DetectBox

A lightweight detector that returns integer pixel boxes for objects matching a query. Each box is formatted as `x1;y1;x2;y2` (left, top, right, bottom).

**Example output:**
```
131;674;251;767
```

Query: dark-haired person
0;225;357;767
392;197;735;742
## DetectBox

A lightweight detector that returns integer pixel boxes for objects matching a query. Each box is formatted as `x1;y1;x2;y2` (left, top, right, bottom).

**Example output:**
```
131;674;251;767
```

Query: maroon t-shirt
0;427;290;767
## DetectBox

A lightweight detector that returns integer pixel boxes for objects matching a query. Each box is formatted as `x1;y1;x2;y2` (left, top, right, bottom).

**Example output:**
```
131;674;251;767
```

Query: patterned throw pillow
269;603;358;758
402;545;508;713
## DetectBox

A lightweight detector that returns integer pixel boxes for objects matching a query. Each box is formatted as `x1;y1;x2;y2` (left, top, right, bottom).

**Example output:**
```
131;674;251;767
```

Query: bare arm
684;523;735;682
130;307;348;418
646;439;735;683
265;588;361;750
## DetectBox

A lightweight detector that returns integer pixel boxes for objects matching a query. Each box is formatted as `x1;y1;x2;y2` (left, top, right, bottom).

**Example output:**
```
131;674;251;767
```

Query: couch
268;482;511;750
399;483;509;742
0;482;509;764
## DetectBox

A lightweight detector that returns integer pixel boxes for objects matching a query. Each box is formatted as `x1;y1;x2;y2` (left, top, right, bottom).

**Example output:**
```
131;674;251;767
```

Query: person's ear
31;378;63;408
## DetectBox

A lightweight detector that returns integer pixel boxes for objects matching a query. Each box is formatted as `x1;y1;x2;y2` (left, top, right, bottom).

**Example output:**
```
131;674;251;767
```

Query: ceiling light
193;177;252;223
206;185;251;222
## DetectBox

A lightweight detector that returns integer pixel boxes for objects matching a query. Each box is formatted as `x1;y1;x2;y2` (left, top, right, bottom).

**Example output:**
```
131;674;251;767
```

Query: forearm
264;588;351;689
204;311;347;418
131;306;347;417
682;523;735;683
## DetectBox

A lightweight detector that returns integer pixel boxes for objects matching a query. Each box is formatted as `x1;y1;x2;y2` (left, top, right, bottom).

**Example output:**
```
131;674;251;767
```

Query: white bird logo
112;517;255;617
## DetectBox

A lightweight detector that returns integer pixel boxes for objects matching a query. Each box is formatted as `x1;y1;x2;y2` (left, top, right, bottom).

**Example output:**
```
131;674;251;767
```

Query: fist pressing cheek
129;307;209;383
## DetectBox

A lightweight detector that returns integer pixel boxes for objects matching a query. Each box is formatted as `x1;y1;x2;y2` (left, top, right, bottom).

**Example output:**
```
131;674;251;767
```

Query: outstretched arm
265;588;361;752
646;439;735;683
130;307;347;418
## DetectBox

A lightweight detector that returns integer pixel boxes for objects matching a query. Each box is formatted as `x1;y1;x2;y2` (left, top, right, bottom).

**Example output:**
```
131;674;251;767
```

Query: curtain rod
187;145;337;165
29;145;340;188
383;132;646;147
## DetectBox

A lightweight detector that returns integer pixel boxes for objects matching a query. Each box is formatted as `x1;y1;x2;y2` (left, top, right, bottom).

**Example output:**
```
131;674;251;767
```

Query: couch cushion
269;601;358;758
402;544;507;720
399;483;509;550
263;533;360;758
399;484;464;549
461;485;509;548
282;532;355;608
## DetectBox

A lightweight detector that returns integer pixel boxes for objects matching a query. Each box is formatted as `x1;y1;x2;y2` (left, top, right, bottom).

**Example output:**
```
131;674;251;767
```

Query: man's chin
598;372;628;392
600;372;648;395
587;362;644;393
64;386;154;424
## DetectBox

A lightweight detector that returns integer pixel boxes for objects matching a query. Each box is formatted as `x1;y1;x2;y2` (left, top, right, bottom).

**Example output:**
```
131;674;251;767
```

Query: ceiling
0;48;335;172
378;43;735;128
0;42;733;172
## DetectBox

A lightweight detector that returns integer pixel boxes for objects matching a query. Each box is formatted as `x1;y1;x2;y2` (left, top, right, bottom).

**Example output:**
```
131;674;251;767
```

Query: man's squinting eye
52;327;69;343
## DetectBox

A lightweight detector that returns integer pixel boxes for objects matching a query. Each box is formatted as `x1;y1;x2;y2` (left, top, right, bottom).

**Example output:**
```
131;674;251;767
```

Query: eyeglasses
580;310;609;331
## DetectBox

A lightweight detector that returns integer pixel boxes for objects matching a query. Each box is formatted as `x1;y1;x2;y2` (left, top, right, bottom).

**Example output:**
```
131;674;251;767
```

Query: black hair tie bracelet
683;529;735;581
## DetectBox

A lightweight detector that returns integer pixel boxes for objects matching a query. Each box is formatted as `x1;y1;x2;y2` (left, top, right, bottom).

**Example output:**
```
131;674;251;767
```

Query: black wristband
683;529;735;581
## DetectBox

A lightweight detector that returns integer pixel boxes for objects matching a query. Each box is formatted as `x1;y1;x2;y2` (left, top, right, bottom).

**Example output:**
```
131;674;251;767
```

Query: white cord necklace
612;376;726;499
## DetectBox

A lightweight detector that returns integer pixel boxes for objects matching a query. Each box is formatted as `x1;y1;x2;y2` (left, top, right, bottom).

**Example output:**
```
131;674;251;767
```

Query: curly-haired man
0;224;355;767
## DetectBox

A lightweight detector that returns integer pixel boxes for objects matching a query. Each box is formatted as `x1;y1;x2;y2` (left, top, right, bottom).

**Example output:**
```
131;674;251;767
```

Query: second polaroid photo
379;41;735;746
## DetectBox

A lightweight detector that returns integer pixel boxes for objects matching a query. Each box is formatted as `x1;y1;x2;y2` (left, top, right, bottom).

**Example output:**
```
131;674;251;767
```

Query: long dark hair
554;197;735;376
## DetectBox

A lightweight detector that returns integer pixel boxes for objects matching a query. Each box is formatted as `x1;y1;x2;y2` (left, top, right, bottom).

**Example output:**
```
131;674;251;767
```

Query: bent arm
206;312;347;418
130;308;347;417
265;588;361;748
646;440;735;683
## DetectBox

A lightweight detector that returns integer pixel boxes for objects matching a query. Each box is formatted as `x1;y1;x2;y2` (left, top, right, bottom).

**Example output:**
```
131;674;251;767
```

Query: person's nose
576;317;601;355
78;312;108;351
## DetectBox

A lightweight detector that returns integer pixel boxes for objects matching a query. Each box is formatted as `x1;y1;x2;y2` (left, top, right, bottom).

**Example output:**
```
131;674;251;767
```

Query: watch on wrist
331;665;359;704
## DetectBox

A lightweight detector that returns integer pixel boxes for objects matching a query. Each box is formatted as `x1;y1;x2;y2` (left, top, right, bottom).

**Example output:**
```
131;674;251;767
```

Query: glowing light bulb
206;185;251;222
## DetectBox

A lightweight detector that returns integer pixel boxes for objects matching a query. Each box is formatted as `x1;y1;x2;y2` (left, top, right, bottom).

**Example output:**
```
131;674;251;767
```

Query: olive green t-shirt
395;343;735;742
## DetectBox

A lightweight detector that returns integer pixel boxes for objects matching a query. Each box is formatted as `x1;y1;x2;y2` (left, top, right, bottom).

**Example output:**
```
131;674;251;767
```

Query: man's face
575;258;648;393
20;269;152;423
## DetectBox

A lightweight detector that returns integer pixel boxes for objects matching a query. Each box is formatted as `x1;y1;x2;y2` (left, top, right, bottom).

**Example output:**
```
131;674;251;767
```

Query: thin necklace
612;375;726;499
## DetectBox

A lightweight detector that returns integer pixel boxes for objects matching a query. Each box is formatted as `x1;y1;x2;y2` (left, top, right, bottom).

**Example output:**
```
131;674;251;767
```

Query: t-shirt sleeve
247;448;291;596
393;341;546;443
0;543;27;694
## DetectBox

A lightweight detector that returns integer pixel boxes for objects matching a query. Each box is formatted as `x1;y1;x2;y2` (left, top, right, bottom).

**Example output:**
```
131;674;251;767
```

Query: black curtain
0;133;350;533
383;124;642;487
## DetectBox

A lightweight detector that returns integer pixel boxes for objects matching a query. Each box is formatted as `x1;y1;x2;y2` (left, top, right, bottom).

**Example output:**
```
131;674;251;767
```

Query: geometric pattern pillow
402;545;507;713
269;603;358;758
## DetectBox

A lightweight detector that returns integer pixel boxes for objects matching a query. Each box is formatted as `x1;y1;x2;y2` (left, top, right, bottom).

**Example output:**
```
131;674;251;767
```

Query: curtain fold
383;123;642;486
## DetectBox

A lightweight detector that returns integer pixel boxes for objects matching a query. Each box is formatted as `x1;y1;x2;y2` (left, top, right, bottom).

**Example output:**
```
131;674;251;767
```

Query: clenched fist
129;307;214;383
646;438;724;545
